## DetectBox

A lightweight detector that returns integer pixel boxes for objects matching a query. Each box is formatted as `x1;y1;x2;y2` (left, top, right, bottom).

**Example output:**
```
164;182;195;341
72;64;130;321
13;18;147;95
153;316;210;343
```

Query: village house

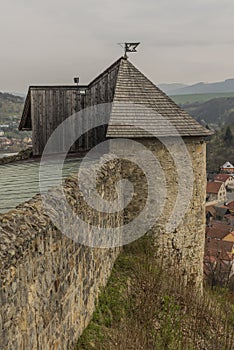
23;137;32;146
209;201;234;223
206;221;234;241
220;161;234;174
205;220;234;288
206;181;227;203
223;231;234;243
227;201;234;214
225;214;234;226
0;137;13;148
224;202;234;224
214;173;234;190
204;238;234;287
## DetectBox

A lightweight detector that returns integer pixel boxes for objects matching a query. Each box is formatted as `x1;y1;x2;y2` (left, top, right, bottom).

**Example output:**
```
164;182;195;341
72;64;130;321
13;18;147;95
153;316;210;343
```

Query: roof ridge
88;56;124;87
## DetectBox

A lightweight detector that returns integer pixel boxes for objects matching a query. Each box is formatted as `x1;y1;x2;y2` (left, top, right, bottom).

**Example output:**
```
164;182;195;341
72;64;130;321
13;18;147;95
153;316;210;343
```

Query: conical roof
107;57;213;138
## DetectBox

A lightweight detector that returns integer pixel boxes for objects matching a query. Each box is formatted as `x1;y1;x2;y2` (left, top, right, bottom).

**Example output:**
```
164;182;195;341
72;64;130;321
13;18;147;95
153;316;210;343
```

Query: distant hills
180;97;234;127
159;78;234;96
9;92;26;98
157;83;187;94
0;92;24;123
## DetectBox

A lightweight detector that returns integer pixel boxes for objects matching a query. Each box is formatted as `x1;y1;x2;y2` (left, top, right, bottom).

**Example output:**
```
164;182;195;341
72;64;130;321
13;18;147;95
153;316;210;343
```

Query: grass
171;92;234;105
75;235;234;350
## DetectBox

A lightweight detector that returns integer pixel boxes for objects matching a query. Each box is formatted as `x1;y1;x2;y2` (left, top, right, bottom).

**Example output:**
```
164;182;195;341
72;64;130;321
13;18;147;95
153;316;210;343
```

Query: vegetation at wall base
75;235;234;350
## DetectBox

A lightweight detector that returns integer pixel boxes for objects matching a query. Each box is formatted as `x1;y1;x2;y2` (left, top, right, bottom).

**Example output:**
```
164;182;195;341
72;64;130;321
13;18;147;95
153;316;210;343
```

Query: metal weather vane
118;42;140;58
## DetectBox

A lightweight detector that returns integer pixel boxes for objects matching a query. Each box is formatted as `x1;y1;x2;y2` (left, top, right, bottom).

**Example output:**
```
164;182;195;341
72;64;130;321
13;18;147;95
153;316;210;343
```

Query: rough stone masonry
0;135;207;349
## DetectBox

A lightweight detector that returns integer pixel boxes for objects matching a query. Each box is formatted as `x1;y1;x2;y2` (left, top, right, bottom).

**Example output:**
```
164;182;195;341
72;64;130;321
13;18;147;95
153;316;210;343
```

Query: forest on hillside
0;92;24;123
181;97;234;128
206;126;234;172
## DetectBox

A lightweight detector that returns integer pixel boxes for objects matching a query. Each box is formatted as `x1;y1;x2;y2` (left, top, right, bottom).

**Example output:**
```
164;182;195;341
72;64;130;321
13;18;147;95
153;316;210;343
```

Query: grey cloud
1;0;234;91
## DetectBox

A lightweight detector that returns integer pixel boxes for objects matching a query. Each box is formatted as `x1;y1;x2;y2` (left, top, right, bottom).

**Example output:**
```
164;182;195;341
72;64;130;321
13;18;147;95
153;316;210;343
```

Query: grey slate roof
107;57;213;138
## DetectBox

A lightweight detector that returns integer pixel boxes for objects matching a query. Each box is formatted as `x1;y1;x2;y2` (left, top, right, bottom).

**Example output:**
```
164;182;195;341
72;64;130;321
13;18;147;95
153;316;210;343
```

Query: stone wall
149;137;207;291
0;156;122;350
110;137;207;291
0;148;32;166
0;136;207;349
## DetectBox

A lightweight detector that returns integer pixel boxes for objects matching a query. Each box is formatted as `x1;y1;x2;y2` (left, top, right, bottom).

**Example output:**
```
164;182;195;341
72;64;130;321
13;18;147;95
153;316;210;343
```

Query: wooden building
19;57;212;155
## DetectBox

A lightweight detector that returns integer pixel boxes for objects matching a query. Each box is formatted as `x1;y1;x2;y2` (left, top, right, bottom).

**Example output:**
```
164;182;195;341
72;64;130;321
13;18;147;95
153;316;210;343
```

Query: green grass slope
75;236;234;350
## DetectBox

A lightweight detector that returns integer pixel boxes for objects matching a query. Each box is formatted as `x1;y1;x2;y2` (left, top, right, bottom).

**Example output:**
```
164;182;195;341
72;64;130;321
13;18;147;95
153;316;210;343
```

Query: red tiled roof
225;214;234;218
227;201;234;209
214;174;231;182
204;239;234;262
206;221;234;240
207;182;223;194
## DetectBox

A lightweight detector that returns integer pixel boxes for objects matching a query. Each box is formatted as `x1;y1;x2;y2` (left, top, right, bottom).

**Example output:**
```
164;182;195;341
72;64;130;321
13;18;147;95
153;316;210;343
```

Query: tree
223;126;233;146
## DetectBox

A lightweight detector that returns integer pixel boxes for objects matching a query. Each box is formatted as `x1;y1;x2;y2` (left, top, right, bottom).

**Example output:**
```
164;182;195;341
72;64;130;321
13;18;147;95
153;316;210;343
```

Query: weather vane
118;42;140;58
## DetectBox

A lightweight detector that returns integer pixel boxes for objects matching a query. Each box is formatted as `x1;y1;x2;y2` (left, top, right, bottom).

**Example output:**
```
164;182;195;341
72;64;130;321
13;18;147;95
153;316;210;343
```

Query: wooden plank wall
83;62;120;151
31;88;84;155
30;61;120;155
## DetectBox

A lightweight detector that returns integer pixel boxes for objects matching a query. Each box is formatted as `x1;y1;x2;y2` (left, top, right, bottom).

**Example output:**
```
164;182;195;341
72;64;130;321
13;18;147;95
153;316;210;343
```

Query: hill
162;78;234;96
206;126;234;172
158;83;188;94
171;92;234;105
179;97;234;127
0;92;24;123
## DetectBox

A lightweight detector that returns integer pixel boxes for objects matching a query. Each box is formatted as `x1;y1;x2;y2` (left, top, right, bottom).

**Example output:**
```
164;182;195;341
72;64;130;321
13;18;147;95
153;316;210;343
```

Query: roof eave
19;89;31;131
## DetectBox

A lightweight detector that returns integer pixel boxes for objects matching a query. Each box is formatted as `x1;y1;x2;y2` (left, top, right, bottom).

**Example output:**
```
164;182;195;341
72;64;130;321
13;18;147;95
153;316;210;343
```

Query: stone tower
105;57;213;291
19;55;213;289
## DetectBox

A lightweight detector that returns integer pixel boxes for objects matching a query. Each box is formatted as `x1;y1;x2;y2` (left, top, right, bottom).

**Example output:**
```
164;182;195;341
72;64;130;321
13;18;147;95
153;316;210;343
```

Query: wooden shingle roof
107;57;213;138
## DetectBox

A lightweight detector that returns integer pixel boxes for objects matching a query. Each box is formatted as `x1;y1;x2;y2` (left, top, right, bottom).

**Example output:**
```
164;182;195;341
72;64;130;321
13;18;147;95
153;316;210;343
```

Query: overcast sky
1;0;234;92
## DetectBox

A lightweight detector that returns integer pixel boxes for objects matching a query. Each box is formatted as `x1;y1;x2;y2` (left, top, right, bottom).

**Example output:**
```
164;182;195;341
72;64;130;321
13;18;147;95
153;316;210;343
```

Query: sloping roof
223;231;234;241
205;239;234;262
214;174;232;182
206;205;216;217
221;161;234;169
19;89;31;130
206;221;234;240
107;58;213;138
207;182;224;194
204;239;234;262
228;201;234;208
19;56;213;138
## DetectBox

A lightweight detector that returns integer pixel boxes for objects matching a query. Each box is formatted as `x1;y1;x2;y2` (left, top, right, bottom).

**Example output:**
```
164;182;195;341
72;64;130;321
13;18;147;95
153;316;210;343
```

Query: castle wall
0;136;207;349
149;138;206;291
110;137;207;291
0;157;122;350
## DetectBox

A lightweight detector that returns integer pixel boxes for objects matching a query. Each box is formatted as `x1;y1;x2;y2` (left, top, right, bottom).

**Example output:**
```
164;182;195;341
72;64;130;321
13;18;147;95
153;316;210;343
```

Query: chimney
74;77;79;85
